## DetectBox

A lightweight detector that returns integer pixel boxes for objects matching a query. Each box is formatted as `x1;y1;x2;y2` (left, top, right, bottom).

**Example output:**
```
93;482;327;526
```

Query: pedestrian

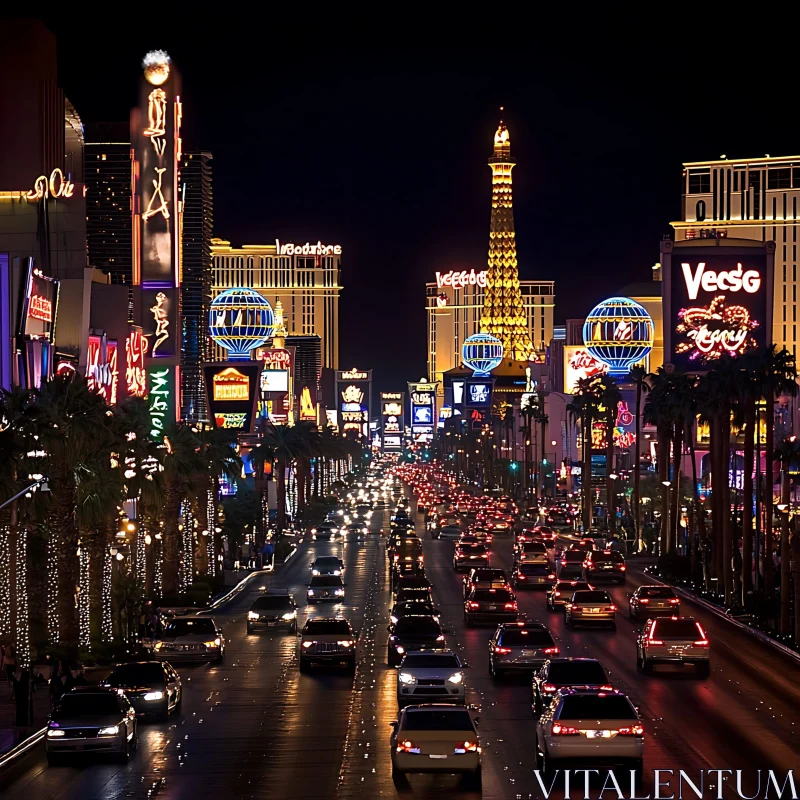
2;642;16;686
50;659;69;704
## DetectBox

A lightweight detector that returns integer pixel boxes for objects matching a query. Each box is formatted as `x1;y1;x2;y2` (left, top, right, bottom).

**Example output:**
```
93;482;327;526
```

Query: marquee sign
435;269;487;290
20;264;59;341
408;381;438;436
213;367;250;401
336;369;371;439
275;240;342;256
564;345;608;393
662;240;773;372
204;362;261;432
381;391;404;451
338;368;369;381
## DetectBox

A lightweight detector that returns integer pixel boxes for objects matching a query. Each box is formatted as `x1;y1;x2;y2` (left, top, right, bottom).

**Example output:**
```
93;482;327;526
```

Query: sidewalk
0;674;51;758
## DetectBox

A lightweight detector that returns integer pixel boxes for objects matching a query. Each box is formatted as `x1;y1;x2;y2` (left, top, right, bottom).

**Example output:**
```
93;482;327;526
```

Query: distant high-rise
84;122;132;285
480;110;535;362
180;151;213;421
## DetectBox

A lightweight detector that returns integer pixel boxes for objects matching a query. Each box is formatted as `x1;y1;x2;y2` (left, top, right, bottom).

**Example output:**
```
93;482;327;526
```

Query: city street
3;498;800;799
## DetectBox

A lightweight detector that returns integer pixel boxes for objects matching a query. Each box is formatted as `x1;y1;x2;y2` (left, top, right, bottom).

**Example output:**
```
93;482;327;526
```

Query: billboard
336;369;372;438
20;262;58;341
260;370;289;393
256;346;294;422
381;391;404;451
146;365;177;440
464;380;492;407
86;334;119;404
662;240;773;372
204;362;262;432
563;345;608;393
408;381;438;436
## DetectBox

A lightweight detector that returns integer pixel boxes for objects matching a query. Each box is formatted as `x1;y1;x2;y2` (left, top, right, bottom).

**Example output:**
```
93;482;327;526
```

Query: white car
397;651;466;707
536;689;643;779
153;617;225;664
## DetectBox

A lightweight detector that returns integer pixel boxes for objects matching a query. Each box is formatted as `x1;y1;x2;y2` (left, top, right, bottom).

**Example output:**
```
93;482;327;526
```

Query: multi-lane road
3;495;800;799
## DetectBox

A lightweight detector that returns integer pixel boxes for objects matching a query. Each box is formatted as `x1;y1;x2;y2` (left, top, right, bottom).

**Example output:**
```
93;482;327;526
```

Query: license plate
267;622;277;627
75;742;85;751
588;730;611;738
488;605;497;610
589;608;600;613
429;754;448;759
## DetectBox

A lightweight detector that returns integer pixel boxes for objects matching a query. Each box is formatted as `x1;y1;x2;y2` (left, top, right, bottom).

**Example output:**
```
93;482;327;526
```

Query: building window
768;168;792;189
688;171;710;194
695;200;706;222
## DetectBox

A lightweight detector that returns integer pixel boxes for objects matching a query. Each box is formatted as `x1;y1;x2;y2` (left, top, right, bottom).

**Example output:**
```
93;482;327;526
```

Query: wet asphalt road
4;495;800;799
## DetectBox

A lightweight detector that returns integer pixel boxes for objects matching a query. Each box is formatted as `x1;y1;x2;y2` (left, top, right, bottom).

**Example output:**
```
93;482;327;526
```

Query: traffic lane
0;533;369;800
522;545;800;775
337;503;483;800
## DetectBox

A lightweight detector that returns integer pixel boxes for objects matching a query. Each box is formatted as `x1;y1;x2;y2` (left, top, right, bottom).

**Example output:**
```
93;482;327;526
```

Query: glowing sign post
335;369;372;440
462;333;503;376
147;366;176;440
408;382;438;439
209;288;274;360
204;362;262;432
381;391;404;452
583;297;654;377
661;239;773;373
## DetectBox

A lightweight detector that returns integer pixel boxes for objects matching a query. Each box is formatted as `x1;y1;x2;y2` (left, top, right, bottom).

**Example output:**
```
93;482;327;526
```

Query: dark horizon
35;14;796;394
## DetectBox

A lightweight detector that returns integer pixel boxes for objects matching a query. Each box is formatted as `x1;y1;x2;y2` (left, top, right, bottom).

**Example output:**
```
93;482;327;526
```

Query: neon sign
342;385;364;404
275;240;341;256
144;88;167;155
27;168;75;201
339;369;368;380
436;269;487;290
148;368;173;439
383;402;402;416
28;294;53;322
126;330;148;397
676;296;759;361
299;386;315;420
143;167;169;221
149;291;171;355
213;368;250;401
214;412;247;429
681;262;761;301
86;336;119;404
259;348;292;371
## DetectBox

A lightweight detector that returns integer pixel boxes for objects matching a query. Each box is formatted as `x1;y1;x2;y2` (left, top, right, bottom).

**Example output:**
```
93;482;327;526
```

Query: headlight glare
144;691;164;701
247;611;259;620
98;725;120;736
398;672;416;684
447;672;464;684
47;729;65;738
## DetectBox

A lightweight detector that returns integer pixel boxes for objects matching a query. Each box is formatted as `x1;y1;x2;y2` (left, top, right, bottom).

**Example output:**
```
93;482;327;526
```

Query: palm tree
36;373;112;659
774;436;800;636
292;421;320;521
596;376;621;535
629;366;649;550
567;378;602;533
160;424;204;598
262;423;312;530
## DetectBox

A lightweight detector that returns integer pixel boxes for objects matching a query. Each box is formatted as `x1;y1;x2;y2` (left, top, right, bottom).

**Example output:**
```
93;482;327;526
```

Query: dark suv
247;592;298;634
583;550;626;583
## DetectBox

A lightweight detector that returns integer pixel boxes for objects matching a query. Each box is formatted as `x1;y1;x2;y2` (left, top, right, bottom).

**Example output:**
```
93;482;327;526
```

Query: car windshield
303;620;352;635
394;617;441;635
519;563;551;575
459;544;488;553
653;619;703;639
640;587;676;599
547;661;608;684
54;693;120;716
310;576;343;587
473;588;513;602
403;709;474;731
499;628;554;646
563;551;585;562
522;542;546;552
401;654;460;668
559;695;637;720
592;552;624;563
314;557;341;567
397;541;422;552
164;618;216;636
559;582;590;592
251;596;293;610
473;570;505;581
572;591;610;603
107;663;164;685
398;578;430;589
397;590;432;604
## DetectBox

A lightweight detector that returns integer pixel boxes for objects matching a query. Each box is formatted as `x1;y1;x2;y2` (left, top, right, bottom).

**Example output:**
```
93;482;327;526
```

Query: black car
531;657;612;715
390;600;440;624
392;574;432;602
583;550;626;583
105;661;182;720
387;615;445;667
247;592;298;634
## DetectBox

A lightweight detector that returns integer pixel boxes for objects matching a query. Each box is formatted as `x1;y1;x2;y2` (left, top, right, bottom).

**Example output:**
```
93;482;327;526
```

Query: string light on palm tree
101;548;113;642
78;544;91;649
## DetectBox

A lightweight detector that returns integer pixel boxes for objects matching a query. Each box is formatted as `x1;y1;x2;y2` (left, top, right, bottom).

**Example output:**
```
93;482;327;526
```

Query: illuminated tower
480;109;534;362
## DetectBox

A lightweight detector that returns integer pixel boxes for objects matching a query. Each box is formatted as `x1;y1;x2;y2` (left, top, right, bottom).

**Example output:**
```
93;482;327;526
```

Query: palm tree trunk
276;457;287;530
52;466;80;658
791;522;800;645
722;414;733;604
671;422;684;555
194;495;209;578
780;470;791;635
87;527;106;644
606;407;615;536
581;416;592;532
657;422;670;555
764;393;776;595
162;485;182;598
688;425;704;585
741;400;755;601
634;382;642;550
711;412;723;583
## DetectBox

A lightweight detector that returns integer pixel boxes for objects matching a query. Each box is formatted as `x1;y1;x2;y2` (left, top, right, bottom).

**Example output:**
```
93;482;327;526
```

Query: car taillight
504;602;518;610
638;598;650;604
393;555;399;561
648;638;664;645
619;565;626;571
693;639;710;647
554;591;561;597
547;573;556;579
605;605;617;612
542;682;557;693
454;741;478;753
551;723;579;735
396;739;420;753
669;598;680;605
617;725;644;736
468;602;480;609
481;553;489;559
543;646;559;655
494;646;512;654
516;573;526;579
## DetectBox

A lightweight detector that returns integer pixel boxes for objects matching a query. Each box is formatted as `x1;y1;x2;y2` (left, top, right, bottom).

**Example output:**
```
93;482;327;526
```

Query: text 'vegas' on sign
681;262;761;301
435;269;487;290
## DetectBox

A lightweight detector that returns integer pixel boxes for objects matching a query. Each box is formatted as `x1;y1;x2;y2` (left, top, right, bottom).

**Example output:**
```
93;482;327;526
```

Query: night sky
37;15;794;394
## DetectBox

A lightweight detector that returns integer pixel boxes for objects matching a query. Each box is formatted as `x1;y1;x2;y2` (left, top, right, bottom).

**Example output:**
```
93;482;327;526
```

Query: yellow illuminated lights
143;167;169;221
145;89;167;155
149;291;170;354
143;50;171;86
27;168;75;201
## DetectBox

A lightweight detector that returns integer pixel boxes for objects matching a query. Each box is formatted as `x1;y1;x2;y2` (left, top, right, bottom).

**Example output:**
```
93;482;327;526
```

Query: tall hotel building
672;155;800;358
425;272;554;385
210;239;342;368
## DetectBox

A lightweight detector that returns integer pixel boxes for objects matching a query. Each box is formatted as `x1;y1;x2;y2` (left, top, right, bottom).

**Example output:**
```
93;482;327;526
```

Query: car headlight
282;611;296;620
447;672;464;684
395;645;405;654
204;639;221;648
47;728;65;738
154;642;163;650
337;640;354;647
335;589;345;596
312;569;320;576
332;570;341;576
98;725;120;736
436;634;445;642
144;691;164;701
248;611;260;620
302;641;314;648
398;672;416;684
390;615;399;624
308;590;315;596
